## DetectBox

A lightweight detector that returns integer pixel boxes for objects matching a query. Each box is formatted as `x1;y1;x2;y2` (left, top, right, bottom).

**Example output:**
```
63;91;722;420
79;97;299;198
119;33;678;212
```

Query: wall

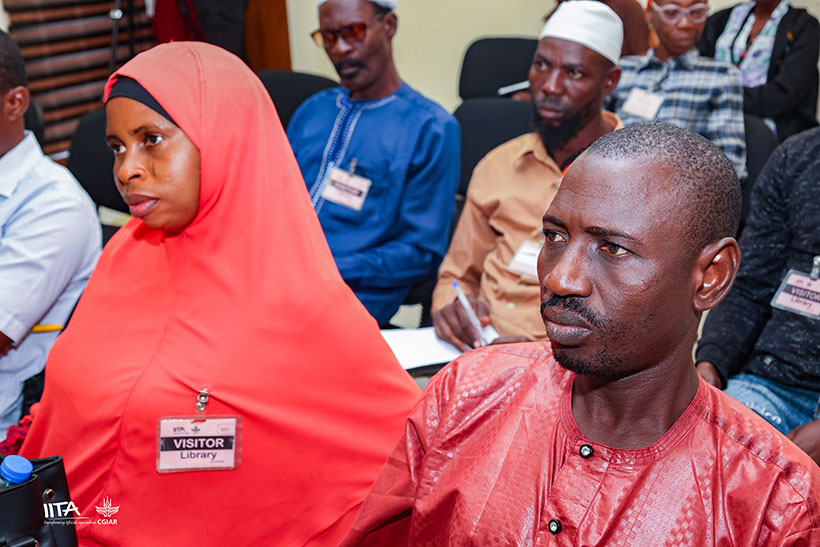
287;0;820;112
0;0;8;32
286;0;549;111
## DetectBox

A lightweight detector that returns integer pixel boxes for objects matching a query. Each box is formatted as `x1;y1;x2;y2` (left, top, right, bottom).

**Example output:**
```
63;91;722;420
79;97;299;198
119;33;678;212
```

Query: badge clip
348;158;358;176
811;256;820;280
196;389;210;412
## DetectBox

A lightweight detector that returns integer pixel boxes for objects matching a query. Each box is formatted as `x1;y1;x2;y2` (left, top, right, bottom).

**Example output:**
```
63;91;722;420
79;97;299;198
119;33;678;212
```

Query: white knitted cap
318;0;398;9
539;1;623;65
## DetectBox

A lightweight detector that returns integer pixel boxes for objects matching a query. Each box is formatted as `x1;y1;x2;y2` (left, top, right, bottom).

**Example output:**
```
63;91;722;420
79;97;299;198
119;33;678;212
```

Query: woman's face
105;97;201;234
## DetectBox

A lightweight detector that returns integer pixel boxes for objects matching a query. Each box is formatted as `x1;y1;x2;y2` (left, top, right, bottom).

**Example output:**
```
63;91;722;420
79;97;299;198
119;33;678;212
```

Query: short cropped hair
0;30;27;93
585;123;741;255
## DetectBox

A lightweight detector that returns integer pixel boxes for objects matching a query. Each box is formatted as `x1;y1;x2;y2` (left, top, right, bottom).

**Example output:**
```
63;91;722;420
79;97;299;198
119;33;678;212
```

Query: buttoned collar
558;372;710;466
0;131;42;198
513;111;624;169
634;47;700;70
518;132;556;167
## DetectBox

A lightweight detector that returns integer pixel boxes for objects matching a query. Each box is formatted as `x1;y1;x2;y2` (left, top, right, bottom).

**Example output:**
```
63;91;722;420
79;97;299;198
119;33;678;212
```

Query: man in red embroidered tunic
342;124;820;546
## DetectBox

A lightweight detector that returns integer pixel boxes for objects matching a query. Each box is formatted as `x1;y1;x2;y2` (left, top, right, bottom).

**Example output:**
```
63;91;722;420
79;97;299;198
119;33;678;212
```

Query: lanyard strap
729;7;758;66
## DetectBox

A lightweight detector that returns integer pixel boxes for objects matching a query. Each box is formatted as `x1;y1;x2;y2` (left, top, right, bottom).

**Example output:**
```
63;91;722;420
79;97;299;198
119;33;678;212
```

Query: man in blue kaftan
287;0;460;325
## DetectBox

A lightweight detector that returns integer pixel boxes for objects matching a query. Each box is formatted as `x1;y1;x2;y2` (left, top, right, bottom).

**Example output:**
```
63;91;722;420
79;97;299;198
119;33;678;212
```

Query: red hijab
21;42;419;545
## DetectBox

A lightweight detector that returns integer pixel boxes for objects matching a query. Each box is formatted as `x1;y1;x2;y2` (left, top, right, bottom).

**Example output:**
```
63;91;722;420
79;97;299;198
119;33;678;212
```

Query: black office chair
453;98;534;199
68;109;126;244
741;114;779;234
403;98;534;326
257;69;339;130
459;37;538;100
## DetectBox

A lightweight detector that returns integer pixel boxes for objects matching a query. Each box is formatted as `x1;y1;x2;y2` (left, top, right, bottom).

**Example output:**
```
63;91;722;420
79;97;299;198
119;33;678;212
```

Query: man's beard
541;295;623;379
531;96;595;155
533;110;582;154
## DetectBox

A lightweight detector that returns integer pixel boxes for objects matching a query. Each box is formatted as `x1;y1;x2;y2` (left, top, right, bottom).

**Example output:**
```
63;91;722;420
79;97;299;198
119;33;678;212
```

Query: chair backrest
459;37;538;100
453;98;534;197
257;69;339;130
742;114;779;226
67;108;127;214
23;100;45;145
402;98;533;324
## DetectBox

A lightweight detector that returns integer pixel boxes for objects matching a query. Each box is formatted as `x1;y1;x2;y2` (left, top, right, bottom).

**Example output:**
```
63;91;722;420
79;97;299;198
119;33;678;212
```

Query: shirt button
579;444;594;459
548;519;562;534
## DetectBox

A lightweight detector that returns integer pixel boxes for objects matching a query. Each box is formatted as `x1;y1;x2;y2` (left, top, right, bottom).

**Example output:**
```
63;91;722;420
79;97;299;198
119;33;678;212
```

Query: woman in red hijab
20;42;419;545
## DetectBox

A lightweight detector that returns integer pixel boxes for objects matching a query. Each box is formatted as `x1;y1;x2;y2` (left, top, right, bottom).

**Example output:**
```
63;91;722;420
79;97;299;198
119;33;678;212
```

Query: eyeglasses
650;2;709;25
311;21;369;47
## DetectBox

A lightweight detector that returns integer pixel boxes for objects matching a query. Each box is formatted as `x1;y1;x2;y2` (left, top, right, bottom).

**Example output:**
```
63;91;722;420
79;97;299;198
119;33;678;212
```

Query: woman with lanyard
697;0;819;141
18;42;420;545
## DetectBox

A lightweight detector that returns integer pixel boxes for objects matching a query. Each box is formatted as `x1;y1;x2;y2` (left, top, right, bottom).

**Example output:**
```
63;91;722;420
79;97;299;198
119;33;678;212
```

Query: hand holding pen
432;281;492;352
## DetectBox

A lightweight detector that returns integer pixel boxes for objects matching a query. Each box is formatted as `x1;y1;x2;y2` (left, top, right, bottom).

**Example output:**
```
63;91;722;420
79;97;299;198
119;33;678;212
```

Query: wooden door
245;0;290;72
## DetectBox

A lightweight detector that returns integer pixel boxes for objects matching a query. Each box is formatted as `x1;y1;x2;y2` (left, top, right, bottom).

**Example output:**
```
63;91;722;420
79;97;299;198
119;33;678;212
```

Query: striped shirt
0;132;100;437
607;48;747;177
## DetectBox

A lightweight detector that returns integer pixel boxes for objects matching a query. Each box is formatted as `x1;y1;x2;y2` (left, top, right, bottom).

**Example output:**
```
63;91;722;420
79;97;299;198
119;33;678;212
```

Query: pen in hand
452;281;487;348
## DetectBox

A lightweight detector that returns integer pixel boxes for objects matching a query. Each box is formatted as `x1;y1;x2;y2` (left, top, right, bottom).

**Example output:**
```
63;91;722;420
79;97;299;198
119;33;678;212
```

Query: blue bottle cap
0;455;33;484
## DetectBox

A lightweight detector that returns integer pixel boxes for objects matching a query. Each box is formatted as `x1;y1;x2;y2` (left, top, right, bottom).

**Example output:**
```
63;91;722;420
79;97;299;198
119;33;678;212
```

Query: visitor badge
506;240;542;281
622;88;663;120
321;167;372;211
770;269;820;320
157;416;241;473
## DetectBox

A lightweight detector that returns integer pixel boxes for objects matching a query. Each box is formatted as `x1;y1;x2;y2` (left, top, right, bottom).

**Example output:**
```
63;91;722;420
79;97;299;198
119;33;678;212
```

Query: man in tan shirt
433;1;624;350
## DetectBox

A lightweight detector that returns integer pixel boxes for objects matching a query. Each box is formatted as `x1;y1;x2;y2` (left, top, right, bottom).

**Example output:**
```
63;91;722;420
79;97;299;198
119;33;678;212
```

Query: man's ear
383;11;397;39
692;237;741;312
603;66;621;97
3;86;30;124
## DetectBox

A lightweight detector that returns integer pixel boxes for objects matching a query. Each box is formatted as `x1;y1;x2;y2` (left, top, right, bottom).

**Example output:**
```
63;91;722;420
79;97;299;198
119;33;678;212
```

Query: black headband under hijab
107;76;176;125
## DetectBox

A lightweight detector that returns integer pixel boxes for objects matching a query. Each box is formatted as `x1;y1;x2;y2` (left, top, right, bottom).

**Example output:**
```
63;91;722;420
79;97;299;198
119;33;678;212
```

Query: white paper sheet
381;326;499;370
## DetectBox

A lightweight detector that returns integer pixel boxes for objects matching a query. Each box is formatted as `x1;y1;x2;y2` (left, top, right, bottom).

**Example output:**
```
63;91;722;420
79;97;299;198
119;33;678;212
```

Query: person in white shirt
0;30;100;438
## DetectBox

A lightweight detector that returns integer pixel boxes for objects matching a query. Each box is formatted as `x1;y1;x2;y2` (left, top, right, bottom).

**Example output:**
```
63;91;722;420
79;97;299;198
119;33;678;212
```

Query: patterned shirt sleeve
707;64;747;178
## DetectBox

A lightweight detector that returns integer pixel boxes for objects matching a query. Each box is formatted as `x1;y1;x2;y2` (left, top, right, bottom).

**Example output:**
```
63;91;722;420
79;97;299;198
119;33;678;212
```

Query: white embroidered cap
539;0;623;65
317;0;398;9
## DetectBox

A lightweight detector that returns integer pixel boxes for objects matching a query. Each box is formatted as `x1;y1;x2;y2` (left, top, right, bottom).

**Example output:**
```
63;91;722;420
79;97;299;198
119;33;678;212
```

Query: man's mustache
335;59;367;73
541;295;601;328
533;95;571;114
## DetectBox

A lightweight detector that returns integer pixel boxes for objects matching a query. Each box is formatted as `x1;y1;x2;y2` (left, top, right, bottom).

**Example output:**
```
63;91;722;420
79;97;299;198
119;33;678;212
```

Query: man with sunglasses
606;0;747;177
286;0;459;327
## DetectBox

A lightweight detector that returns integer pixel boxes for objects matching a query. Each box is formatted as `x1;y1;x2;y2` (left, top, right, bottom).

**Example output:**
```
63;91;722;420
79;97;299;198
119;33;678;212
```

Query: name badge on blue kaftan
321;167;372;211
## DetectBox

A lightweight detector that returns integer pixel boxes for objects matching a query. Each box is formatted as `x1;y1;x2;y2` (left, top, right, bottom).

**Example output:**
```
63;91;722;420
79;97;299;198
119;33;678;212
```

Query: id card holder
622;88;663;120
770;268;820;320
506;240;543;281
321;167;372;211
157;416;242;473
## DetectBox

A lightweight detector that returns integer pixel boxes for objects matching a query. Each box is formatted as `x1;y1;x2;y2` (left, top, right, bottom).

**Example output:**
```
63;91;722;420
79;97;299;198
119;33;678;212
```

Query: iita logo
95;496;120;525
44;500;81;519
